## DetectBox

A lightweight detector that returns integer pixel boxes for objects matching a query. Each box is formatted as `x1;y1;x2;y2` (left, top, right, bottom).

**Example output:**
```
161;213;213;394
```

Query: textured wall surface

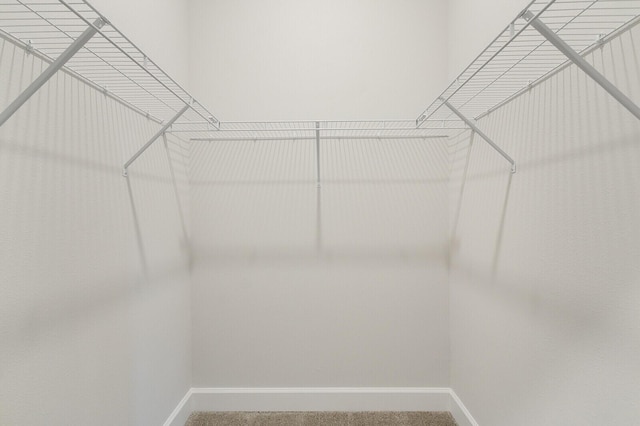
188;0;449;120
189;137;451;387
0;34;192;425
448;22;640;426
186;0;453;389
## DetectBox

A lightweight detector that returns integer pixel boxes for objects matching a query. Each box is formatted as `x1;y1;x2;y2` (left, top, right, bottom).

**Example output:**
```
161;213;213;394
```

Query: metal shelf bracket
122;102;191;177
441;99;516;174
0;17;106;127
522;10;640;121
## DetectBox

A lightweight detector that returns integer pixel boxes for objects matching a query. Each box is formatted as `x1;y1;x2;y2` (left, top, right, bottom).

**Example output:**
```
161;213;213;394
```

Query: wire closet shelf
170;120;464;143
0;0;218;131
416;0;640;127
1;0;639;148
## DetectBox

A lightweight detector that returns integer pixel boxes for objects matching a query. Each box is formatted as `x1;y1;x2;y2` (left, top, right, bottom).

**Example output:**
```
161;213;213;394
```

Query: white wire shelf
416;0;640;125
2;0;638;169
0;0;218;130
172;120;464;142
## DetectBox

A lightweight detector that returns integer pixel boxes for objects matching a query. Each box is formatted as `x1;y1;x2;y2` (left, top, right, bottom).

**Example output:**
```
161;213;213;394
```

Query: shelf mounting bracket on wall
0;17;106;127
122;102;191;177
441;99;516;174
522;10;640;121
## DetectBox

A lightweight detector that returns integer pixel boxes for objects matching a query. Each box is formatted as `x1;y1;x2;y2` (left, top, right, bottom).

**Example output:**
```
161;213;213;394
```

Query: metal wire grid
0;0;218;130
173;120;466;142
416;0;640;125
3;0;636;144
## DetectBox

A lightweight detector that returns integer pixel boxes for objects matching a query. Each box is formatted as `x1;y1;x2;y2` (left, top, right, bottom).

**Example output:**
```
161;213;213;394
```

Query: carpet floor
184;411;457;425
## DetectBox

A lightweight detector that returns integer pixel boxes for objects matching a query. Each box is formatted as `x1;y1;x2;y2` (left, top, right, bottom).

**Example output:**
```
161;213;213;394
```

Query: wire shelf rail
172;119;464;142
1;0;638;174
416;0;640;126
0;0;219;131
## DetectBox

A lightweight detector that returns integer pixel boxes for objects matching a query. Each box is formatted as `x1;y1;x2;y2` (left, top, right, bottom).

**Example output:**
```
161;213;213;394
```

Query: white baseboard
449;389;479;426
164;387;477;426
163;389;193;426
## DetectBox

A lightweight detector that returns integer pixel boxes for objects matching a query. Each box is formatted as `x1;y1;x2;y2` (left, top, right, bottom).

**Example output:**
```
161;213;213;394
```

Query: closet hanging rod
198;119;459;125
173;119;461;129
169;127;465;134
191;135;450;142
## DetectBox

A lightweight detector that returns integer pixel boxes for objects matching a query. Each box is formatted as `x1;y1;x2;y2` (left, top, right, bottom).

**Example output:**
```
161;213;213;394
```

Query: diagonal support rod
522;10;640;121
441;99;516;173
123;103;191;176
0;18;105;127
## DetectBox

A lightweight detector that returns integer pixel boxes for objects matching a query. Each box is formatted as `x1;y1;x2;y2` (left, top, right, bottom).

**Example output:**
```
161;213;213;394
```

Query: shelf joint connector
440;98;516;174
122;103;191;177
521;10;640;121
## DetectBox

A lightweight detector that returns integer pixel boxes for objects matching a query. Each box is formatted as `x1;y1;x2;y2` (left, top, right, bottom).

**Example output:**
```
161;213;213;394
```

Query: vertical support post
0;18;106;127
315;121;321;187
315;121;322;250
123;103;191;176
522;10;640;120
441;99;516;173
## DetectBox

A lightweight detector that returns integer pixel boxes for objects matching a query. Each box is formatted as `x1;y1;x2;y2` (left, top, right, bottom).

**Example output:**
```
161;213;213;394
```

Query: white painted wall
187;0;449;120
448;18;640;425
186;0;452;389
0;33;192;426
189;137;451;387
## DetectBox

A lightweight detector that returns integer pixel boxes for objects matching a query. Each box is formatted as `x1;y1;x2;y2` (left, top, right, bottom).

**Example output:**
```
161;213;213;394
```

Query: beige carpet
185;411;457;425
